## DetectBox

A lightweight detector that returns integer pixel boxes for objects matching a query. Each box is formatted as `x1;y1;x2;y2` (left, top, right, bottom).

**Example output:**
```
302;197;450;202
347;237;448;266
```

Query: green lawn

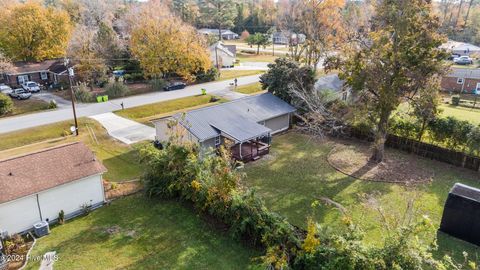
1;98;51;118
218;70;264;81
236;53;278;63
114;95;223;124
0;118;142;182
25;195;260;270
241;132;480;261
440;104;480;126
235;82;265;95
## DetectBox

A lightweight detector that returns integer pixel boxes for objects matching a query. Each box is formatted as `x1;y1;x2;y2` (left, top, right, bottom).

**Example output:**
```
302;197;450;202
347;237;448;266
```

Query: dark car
164;82;187;91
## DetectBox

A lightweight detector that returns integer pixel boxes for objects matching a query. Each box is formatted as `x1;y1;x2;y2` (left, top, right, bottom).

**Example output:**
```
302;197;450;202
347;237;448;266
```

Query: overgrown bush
149;78;166;91
428;117;474;151
124;73;145;83
451;95;460;106
195;68;219;83
0;93;13;116
105;82;130;98
48;100;57;109
74;83;95;103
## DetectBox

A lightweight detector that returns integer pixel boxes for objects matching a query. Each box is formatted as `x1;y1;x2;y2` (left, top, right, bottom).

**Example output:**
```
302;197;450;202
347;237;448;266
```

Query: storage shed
0;142;107;235
439;183;480;246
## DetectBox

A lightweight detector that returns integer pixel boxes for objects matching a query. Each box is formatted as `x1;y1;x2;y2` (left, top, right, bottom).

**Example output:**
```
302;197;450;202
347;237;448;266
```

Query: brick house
441;68;480;94
1;59;68;88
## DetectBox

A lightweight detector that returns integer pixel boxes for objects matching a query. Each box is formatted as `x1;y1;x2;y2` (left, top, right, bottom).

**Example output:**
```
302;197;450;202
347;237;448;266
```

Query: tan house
441;68;480;94
209;42;236;68
153;93;296;162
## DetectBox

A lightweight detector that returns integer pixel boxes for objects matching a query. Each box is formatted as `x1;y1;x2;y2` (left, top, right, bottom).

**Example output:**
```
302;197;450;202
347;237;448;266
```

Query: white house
0;142;107;235
198;28;239;40
440;40;480;56
209;42;236;68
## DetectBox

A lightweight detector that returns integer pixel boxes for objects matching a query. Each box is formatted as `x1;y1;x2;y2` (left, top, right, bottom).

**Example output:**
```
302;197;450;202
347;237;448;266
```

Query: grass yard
218;70;264;81
114;95;224;124
0;118;143;182
440;104;480;126
1;98;51;118
25;195;260;270
236;52;278;63
241;132;480;261
235;82;265;95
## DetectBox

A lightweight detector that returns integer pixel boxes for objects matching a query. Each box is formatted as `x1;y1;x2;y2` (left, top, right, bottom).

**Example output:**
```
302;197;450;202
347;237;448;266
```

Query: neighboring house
0;142;107;235
440;40;480;56
441;67;480;94
1;59;68;88
272;31;306;45
315;74;351;101
209;42;236;68
153;93;296;162
198;28;239;40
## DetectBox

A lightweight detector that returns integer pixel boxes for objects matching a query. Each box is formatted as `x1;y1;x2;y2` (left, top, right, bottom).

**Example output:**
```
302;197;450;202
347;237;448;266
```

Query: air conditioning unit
33;221;50;238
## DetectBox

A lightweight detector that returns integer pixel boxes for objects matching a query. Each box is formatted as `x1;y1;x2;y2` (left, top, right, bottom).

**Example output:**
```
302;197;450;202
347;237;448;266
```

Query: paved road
89;113;155;144
0;75;261;134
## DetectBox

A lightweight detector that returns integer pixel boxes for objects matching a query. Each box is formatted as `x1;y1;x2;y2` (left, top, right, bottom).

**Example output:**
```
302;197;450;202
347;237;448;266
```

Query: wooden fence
347;127;480;172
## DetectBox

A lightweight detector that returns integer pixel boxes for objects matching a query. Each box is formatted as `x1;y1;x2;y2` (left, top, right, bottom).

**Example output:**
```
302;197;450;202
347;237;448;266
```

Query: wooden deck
231;140;270;162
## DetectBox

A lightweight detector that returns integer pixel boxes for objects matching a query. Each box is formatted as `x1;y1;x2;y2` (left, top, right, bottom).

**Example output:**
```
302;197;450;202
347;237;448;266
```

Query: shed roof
0;142;107;204
446;68;480;79
173;93;295;142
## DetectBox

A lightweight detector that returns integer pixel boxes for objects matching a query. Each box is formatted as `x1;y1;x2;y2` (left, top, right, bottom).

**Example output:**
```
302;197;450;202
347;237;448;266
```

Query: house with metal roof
153;93;296;162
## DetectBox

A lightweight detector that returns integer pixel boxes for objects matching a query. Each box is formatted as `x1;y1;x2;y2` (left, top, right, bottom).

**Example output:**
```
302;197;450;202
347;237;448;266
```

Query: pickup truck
22;81;41;93
9;88;32;100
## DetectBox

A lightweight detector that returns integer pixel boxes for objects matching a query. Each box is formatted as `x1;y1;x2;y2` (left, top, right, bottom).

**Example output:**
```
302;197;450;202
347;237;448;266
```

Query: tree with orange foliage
128;0;211;82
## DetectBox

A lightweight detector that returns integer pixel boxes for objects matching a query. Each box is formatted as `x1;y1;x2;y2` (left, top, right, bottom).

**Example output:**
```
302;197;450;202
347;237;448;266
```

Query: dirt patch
104;180;143;200
327;140;435;185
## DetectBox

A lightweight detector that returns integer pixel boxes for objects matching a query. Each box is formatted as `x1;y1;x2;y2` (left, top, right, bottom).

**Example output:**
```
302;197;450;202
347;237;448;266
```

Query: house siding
265;114;291;134
441;76;480;93
0;174;104;235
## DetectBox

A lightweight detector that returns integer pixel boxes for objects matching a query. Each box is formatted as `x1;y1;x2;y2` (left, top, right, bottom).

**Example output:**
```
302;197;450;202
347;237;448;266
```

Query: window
40;71;48;80
17;75;29;85
476;83;480;91
342;91;348;101
457;78;464;84
215;136;221;147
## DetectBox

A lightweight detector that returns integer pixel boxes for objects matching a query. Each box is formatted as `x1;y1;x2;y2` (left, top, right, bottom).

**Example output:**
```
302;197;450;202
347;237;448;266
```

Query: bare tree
0;52;14;74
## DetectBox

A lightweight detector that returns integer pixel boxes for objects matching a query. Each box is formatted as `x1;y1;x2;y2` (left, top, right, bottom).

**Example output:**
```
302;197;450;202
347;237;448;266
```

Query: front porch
231;138;270;162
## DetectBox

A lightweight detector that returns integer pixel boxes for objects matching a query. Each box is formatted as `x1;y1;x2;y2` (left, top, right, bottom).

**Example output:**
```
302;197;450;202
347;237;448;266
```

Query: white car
22;81;41;93
9;88;32;100
453;56;474;65
0;84;12;95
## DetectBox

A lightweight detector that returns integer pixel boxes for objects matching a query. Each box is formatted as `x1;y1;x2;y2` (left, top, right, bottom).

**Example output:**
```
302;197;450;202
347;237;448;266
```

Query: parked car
9;88;32;100
448;54;460;61
0;84;12;95
453;56;474;65
164;81;187;91
22;81;41;93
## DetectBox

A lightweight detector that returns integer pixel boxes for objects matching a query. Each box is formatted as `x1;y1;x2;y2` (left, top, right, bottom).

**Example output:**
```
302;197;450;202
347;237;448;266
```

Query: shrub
195;68;219;83
58;210;65;224
74;83;95;103
388;118;420;140
451;95;460;106
48;100;57;109
0;93;13;116
105;82;130;98
149;78;166;91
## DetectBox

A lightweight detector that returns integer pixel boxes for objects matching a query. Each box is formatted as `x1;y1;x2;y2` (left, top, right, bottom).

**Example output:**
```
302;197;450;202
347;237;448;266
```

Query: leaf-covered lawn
235;82;265;95
25;195;260;270
242;132;480;261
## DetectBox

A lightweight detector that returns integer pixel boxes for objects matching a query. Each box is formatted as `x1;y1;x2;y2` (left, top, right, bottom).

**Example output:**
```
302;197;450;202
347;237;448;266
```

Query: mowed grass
114;95;224;124
25;195;260;270
242;132;480;261
439;104;480;125
235;82;265;95
0;118;142;182
1;98;51;118
237;52;278;63
218;70;264;81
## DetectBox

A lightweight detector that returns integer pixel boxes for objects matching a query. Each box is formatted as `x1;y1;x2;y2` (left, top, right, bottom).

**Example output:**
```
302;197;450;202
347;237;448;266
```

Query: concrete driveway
34;91;71;108
89;113;155;144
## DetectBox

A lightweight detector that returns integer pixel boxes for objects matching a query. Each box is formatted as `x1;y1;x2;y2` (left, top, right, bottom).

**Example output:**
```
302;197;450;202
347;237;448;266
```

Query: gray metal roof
315;74;345;92
446;68;480;79
174;93;296;142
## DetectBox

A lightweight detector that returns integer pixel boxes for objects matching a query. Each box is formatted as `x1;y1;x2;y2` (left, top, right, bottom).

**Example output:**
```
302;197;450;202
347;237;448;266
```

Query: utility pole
64;59;79;136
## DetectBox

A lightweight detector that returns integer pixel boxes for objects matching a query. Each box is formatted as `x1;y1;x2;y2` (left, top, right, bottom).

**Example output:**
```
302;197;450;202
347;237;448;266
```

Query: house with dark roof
153;93;296;162
441;67;480;94
0;142;107;235
1;59;68;88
